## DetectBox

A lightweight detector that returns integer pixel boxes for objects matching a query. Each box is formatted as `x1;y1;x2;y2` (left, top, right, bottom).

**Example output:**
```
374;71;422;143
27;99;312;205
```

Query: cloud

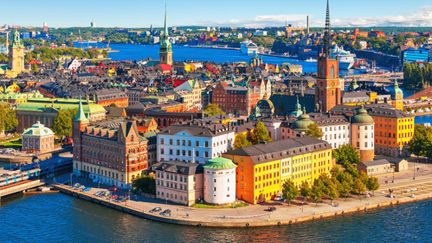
196;6;432;28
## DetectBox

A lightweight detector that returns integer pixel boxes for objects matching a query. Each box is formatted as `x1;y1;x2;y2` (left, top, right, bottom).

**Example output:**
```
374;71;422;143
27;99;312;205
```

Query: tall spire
163;2;168;37
74;97;88;122
323;0;331;57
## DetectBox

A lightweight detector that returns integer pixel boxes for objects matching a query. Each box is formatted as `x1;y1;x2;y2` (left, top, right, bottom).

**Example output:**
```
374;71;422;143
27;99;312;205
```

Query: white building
157;122;235;164
351;107;375;162
310;114;351;149
203;157;237;205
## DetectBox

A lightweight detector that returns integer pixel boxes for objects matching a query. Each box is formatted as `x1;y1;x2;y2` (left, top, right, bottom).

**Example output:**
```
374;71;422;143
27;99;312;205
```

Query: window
160;148;164;155
160;138;164;145
196;141;199;147
214;187;216;191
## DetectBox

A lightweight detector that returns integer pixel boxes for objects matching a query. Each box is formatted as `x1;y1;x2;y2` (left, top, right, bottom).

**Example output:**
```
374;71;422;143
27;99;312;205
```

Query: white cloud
196;6;432;28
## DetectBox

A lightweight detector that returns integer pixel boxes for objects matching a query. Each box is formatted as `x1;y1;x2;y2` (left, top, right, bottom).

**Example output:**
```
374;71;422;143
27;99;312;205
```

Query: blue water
0;193;431;242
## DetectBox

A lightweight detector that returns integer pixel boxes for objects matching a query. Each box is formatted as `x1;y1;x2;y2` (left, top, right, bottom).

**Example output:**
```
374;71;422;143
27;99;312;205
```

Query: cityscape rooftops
153;161;204;175
224;136;330;164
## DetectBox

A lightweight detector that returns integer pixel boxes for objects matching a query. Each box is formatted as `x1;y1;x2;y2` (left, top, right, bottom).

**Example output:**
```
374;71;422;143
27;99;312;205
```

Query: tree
249;121;272;145
333;144;360;167
52;109;74;138
310;183;323;206
282;179;299;204
132;175;156;195
233;133;252;149
0;103;18;133
305;123;323;138
352;178;367;195
300;181;311;201
408;124;432;158
204;104;225;117
366;177;380;195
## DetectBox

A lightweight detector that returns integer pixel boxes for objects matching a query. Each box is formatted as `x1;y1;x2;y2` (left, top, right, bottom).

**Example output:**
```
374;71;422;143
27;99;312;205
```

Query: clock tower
315;0;341;113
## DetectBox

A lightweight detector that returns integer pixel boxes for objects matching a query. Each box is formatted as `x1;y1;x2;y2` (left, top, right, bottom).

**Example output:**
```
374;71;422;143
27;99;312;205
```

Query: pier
0;179;44;199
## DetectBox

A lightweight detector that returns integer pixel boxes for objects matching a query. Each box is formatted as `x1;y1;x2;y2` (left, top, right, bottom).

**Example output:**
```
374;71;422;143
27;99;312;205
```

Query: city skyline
2;0;432;28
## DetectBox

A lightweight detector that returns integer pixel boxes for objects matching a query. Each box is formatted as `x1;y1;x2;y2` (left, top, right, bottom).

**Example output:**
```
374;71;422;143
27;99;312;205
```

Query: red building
212;82;260;116
369;30;385;38
315;1;341;113
72;100;148;189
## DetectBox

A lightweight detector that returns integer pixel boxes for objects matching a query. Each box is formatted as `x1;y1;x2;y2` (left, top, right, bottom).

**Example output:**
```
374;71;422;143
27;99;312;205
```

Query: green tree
408;124;432;158
352;178;367;195
310;183;323;205
0;103;18;132
366;176;380;195
300;181;311;201
204;104;225;117
305;123;324;138
282;179;299;204
132;175;156;195
249;121;272;145
52;109;74;138
333;144;360;167
233;133;252;149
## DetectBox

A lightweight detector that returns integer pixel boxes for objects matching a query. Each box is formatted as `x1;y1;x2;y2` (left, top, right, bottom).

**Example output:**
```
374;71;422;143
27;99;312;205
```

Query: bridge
0;179;44;199
344;72;403;84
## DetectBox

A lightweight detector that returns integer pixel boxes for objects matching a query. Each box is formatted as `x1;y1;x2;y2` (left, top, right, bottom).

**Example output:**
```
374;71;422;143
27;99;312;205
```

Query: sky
3;0;432;28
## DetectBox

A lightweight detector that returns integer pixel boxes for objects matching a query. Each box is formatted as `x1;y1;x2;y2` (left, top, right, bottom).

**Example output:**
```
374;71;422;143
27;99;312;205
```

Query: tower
315;0;341;113
306;15;310;36
391;79;404;110
72;99;90;172
159;4;173;66
351;106;375;162
9;30;25;74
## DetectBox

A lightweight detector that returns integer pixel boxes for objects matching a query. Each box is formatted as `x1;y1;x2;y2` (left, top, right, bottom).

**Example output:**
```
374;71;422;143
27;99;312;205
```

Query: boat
332;45;356;70
240;40;258;55
305;57;317;62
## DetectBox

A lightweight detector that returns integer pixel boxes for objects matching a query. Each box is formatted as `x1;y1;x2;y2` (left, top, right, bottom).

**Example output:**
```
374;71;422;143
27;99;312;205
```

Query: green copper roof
292;109;315;131
203;157;237;170
352;107;374;124
22;121;54;136
12;30;23;48
16;98;106;115
391;80;403;98
74;99;88;122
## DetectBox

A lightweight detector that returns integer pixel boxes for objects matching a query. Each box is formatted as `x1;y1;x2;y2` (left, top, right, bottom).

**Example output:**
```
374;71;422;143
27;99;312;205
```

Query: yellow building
173;80;202;110
6;30;26;78
369;106;414;157
223;137;333;204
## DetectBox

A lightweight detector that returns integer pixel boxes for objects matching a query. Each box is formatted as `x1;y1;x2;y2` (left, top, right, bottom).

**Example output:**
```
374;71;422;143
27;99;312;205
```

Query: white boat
240;40;258;55
305;57;317;62
332;45;356;70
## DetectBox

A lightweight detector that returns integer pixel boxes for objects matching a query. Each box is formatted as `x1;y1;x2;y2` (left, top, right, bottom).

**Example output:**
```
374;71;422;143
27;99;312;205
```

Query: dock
0;179;45;199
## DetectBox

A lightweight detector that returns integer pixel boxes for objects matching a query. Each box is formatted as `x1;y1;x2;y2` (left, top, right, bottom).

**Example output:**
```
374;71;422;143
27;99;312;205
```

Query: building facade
157;122;235;164
212;82;260;116
73;101;148;189
203;157;237;205
369;107;414;158
94;88;129;108
22;121;55;154
154;161;203;206
223;137;333;204
9;30;25;76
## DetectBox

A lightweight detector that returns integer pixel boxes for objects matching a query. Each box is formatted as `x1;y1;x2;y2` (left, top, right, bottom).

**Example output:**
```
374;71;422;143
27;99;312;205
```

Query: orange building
369;107;414;158
223;137;333;204
94;88;129;108
136;118;158;133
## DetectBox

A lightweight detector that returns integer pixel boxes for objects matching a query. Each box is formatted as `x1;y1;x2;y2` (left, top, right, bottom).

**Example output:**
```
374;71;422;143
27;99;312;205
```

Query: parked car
149;207;162;213
160;209;171;217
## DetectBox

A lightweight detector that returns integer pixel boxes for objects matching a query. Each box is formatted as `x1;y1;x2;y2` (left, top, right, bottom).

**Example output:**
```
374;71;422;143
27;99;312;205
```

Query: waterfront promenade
54;168;432;228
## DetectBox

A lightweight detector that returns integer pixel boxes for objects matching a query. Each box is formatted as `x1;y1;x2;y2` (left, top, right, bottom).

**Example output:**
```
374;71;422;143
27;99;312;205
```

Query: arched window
330;65;335;78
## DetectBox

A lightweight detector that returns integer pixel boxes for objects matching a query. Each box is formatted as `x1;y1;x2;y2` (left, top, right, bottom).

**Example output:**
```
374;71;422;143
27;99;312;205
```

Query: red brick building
73;100;148;189
212;82;260;116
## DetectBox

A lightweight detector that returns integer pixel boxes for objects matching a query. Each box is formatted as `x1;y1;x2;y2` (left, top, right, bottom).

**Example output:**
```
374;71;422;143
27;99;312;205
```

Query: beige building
358;159;393;176
22;121;55;153
153;161;203;206
174;80;202;110
6;30;26;78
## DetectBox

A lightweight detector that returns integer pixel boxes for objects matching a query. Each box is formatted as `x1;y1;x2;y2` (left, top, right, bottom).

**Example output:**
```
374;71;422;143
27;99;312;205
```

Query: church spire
163;3;168;37
323;0;331;57
74;97;88;122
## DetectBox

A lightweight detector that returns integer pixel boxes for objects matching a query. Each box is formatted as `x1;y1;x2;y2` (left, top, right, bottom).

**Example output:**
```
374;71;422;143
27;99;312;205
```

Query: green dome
204;157;237;170
352;107;374;124
292;113;315;131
